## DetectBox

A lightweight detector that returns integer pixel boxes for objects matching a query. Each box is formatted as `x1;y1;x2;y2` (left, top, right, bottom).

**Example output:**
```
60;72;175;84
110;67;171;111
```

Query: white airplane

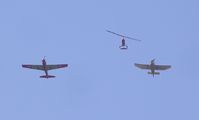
134;59;171;77
22;58;68;78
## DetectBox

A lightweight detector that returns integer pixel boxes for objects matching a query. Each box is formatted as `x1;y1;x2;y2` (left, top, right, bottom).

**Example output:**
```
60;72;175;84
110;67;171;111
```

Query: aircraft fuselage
150;61;156;77
42;59;48;77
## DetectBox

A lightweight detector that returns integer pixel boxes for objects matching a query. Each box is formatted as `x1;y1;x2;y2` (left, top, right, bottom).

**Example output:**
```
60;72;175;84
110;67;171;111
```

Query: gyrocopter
106;30;141;50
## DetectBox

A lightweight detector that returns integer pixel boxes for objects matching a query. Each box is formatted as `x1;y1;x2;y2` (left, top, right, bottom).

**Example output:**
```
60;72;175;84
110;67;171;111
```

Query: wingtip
62;64;68;68
22;64;26;67
134;63;139;67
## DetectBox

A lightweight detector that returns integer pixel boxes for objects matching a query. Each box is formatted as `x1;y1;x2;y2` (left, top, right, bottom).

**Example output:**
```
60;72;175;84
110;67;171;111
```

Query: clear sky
0;0;198;120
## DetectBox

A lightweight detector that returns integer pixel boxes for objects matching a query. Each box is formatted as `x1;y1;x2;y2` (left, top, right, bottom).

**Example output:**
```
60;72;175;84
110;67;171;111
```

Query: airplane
106;30;141;50
22;57;68;78
134;59;171;77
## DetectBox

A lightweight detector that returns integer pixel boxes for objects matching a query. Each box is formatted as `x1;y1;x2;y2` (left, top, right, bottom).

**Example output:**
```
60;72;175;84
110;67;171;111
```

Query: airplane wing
155;65;171;70
45;64;68;70
134;63;151;69
22;65;44;70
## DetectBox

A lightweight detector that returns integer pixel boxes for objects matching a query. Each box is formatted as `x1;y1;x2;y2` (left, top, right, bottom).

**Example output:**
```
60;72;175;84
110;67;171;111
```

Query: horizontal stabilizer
148;72;160;75
40;75;56;78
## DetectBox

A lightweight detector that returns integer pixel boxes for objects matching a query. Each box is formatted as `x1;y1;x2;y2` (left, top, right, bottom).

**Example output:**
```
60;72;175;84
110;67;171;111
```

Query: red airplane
22;58;68;78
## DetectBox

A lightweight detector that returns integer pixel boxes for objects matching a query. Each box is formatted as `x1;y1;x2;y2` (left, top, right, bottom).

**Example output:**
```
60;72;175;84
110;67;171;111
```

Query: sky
0;0;199;120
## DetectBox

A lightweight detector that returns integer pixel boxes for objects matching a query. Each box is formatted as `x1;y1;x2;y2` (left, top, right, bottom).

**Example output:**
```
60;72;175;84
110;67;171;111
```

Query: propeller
43;56;46;61
151;59;155;64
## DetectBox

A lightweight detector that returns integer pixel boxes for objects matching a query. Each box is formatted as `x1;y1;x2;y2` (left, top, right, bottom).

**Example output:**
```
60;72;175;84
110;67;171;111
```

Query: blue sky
0;0;199;120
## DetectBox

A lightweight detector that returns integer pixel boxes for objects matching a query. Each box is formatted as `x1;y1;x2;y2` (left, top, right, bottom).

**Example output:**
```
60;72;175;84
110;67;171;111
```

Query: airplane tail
40;75;56;79
148;72;160;75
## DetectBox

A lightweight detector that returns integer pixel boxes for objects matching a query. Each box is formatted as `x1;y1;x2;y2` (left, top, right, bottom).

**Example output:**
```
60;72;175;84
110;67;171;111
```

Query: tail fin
148;72;160;75
40;75;56;78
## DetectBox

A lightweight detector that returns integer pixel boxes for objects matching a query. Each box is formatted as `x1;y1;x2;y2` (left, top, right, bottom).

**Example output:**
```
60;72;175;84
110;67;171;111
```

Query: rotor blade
106;30;141;42
106;30;125;37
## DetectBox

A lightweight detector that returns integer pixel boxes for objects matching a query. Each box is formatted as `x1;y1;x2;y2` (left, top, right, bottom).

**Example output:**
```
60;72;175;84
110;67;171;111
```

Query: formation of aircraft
134;59;171;77
22;57;68;78
106;30;141;50
21;30;171;78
